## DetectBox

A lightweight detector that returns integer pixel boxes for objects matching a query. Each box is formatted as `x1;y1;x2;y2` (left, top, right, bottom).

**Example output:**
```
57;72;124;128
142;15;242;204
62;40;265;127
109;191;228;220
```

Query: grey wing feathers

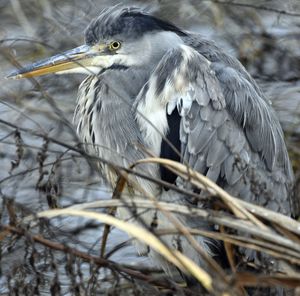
152;43;294;215
213;62;288;174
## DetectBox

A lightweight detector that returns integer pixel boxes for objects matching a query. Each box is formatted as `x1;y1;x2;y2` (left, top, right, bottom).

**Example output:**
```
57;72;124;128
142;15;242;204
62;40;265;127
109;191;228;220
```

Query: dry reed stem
66;199;300;263
135;158;268;230
36;209;218;294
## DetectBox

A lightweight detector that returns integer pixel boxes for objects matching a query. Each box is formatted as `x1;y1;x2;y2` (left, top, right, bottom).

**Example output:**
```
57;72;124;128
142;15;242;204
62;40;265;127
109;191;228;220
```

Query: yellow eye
109;41;121;51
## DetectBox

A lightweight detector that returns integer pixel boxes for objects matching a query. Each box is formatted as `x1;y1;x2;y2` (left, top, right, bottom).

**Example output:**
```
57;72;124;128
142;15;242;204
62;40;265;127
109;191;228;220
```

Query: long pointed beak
7;44;108;79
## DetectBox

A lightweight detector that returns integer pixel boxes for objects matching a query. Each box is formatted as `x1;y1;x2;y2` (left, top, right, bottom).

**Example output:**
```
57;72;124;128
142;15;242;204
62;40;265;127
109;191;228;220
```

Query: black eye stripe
84;7;187;45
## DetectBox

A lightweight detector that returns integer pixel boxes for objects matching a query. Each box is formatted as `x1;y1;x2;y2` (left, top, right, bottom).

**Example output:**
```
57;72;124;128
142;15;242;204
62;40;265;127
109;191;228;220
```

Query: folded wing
135;44;295;216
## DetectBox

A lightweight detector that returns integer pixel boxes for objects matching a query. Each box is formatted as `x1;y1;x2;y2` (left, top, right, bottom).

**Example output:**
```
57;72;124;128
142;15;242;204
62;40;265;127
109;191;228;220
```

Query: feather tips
134;42;293;215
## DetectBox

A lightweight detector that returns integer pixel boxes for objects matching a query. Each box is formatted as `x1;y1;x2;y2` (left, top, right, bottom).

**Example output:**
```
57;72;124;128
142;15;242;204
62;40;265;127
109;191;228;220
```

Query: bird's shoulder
184;35;293;176
136;37;294;214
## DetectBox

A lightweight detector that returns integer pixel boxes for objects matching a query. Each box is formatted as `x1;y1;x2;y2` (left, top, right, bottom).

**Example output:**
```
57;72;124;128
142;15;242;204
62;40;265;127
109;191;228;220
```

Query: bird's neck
74;67;161;195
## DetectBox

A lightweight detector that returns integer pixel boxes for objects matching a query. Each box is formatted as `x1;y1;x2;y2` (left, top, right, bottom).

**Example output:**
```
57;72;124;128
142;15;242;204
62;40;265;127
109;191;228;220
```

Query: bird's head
8;6;187;79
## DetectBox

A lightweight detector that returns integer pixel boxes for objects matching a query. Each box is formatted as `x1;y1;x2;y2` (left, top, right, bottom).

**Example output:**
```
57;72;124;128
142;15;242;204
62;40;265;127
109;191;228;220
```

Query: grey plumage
76;5;295;270
9;5;297;293
84;6;187;45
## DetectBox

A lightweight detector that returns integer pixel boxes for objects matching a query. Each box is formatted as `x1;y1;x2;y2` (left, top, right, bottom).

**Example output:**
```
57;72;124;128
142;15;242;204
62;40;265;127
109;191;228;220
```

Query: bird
8;5;296;292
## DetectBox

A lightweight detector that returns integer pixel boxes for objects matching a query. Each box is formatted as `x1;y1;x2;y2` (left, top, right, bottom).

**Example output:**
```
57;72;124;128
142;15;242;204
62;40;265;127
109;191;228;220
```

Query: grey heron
8;5;296;292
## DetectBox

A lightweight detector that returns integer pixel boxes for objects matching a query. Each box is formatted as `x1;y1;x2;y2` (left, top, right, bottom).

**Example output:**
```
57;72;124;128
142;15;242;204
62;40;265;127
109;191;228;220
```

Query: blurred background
0;0;299;295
